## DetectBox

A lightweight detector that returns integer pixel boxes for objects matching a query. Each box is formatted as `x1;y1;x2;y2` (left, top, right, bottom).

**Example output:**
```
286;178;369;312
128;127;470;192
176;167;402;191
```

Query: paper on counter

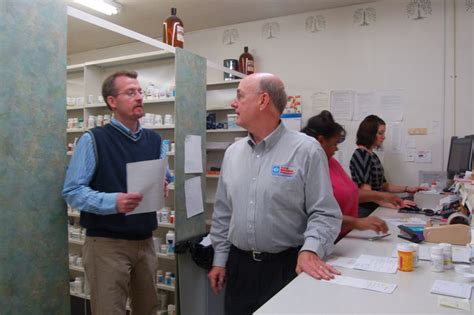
185;176;204;218
430;280;472;299
438;296;471;311
126;158;167;216
325;255;357;269
185;135;203;174
452;246;472;263
354;254;398;274
323;275;397;294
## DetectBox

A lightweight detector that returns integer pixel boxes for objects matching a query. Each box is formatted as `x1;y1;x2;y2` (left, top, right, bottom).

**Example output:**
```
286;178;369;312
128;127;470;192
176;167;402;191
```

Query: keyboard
398;206;422;214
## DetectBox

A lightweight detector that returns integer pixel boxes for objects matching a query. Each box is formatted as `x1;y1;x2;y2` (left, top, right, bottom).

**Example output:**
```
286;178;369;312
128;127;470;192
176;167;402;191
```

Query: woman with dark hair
350;115;426;217
301;111;401;238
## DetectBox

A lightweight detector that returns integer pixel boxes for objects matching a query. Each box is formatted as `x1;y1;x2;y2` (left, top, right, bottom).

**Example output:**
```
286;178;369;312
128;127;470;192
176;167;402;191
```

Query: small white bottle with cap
439;243;454;269
430;245;444;272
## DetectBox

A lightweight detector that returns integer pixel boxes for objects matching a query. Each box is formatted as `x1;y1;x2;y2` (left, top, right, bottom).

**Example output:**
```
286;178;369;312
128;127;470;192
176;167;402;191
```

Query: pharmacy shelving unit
204;80;247;225
66;49;209;315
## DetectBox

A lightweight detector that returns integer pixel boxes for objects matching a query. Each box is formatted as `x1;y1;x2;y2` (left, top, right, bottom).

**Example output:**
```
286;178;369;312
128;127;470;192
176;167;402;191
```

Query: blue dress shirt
62;118;144;215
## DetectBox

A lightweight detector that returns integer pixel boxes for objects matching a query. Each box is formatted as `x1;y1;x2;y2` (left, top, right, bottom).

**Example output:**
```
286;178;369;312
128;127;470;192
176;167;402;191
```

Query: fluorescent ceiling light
73;0;121;16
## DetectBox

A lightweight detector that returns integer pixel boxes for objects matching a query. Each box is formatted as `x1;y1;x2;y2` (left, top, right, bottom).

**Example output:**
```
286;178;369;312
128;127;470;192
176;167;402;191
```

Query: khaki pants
83;236;159;315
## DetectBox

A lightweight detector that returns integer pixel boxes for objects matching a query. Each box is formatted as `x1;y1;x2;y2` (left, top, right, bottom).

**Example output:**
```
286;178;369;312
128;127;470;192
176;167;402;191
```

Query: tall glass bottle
163;8;184;48
238;46;254;75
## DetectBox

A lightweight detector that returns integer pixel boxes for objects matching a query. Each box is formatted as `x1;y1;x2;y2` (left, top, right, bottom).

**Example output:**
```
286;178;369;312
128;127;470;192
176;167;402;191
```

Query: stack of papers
430;280;472;299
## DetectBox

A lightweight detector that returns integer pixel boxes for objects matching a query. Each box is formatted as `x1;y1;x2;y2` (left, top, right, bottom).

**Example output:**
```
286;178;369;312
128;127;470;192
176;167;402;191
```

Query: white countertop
255;208;473;314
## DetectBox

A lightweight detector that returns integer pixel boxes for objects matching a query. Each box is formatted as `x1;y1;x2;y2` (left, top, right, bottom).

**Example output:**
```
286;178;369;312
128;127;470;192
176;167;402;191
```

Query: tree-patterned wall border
262;21;280;39
354;7;376;26
467;0;474;12
305;15;326;32
407;0;432;20
222;28;239;45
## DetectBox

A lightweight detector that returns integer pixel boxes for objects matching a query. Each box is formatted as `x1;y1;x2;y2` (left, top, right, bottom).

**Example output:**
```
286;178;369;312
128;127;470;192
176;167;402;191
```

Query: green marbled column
0;1;69;314
174;48;208;315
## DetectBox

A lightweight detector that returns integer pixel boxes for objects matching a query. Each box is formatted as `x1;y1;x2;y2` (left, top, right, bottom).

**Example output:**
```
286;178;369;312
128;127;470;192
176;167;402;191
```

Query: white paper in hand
126;158;167;216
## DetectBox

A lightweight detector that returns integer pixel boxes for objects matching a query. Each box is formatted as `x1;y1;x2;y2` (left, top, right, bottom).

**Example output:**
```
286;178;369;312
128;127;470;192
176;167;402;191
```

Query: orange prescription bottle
397;244;414;272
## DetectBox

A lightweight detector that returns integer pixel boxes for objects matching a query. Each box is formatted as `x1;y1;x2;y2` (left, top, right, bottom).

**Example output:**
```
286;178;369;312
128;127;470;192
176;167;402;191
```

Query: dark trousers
224;245;299;315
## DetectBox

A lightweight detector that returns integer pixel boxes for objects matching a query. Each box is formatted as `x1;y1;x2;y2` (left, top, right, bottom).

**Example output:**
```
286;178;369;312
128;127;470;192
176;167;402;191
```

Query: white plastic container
166;230;175;255
410;243;419;267
439;243;454;270
430;246;444;272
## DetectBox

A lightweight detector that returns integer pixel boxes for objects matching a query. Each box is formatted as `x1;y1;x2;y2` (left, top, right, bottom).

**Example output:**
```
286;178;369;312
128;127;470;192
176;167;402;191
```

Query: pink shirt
329;157;359;236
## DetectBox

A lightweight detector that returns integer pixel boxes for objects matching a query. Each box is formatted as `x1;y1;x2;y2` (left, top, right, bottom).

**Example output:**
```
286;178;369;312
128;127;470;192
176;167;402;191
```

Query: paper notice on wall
404;149;416;162
415;150;432;163
330;90;354;121
375;89;404;122
353;90;376;121
406;137;416;149
430;120;441;136
184;176;204;218
185;135;203;174
387;122;402;153
310;91;330;116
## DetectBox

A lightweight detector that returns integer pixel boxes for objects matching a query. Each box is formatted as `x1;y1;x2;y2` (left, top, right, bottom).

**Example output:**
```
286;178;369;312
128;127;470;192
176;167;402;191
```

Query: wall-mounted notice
330;90;354;120
376;89;404;122
415;150;432;163
387;122;402;153
310;91;330;116
353;90;376;121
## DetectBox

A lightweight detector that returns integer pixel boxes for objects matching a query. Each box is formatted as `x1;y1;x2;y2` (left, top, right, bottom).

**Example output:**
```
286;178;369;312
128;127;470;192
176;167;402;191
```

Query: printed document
323;275;397;294
354;254;398;273
430;280;472;299
126;158;167;215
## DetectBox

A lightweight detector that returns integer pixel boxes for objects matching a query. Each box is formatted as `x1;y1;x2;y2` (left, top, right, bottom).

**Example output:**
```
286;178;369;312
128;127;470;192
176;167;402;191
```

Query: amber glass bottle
163;8;184;48
238;46;254;75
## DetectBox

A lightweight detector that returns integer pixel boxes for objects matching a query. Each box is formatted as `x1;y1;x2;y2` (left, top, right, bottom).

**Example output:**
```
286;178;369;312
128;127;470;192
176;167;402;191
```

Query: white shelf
69;265;84;272
158;222;175;229
84;51;175;68
205;198;215;204
70;291;90;300
207;128;246;133
144;97;175;104
206;106;233;111
156;283;175;292
207;79;241;88
66;105;83;111
84;103;107;109
67;211;80;218
69;238;85;245
66;64;85;73
67;128;85;133
145;124;175;130
157;253;175;261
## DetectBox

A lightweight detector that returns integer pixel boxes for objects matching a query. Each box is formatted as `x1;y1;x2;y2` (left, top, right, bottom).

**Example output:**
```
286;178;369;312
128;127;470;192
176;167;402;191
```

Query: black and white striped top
350;148;386;191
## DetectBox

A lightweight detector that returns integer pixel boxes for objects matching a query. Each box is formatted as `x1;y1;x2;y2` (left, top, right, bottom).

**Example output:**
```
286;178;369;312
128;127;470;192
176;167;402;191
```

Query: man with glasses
208;73;342;315
63;70;161;314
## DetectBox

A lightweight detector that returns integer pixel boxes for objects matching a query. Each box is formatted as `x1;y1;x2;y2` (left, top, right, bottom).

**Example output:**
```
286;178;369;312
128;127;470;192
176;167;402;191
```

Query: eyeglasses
235;91;264;101
116;89;144;98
